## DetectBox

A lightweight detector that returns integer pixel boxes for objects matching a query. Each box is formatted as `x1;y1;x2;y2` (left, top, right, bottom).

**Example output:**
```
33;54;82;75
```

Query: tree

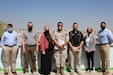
0;21;6;39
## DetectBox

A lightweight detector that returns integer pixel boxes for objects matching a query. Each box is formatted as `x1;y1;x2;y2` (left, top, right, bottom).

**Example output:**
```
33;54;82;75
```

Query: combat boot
61;67;65;75
56;68;60;75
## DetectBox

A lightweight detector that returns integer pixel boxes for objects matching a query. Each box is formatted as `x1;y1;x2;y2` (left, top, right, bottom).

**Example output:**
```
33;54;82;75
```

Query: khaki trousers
69;47;82;72
24;45;36;72
54;48;67;68
98;44;110;71
4;46;18;73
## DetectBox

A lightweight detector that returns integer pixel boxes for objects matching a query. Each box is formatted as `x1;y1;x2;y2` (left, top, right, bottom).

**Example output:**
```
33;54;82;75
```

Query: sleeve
84;36;88;50
1;33;5;48
35;32;39;38
107;30;113;44
52;31;56;40
65;31;69;42
69;32;71;42
80;32;84;41
84;46;88;51
40;34;45;51
16;33;20;47
89;35;96;51
22;32;25;39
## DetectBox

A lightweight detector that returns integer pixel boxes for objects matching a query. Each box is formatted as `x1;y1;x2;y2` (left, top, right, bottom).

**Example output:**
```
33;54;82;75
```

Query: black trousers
41;49;52;74
86;51;95;70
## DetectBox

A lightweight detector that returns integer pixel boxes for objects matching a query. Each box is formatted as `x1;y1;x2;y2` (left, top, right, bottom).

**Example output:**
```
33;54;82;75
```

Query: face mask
58;27;62;31
8;28;13;33
73;28;77;31
28;27;33;31
45;30;49;33
101;27;105;30
88;32;91;34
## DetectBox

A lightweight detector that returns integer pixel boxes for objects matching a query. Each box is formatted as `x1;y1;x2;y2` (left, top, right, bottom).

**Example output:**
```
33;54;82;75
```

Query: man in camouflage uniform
52;22;69;75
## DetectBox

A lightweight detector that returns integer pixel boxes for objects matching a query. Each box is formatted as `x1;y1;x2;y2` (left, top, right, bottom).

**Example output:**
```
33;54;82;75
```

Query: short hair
28;22;33;25
44;25;49;30
101;22;106;25
73;22;78;26
7;24;13;27
57;22;63;25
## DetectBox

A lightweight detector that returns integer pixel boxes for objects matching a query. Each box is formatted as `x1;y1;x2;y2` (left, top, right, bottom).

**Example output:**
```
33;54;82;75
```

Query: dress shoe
4;72;8;75
12;72;17;75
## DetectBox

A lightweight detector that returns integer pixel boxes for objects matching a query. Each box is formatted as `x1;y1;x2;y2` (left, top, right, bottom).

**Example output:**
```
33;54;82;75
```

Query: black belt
73;45;79;47
4;44;16;47
100;43;109;45
25;44;36;47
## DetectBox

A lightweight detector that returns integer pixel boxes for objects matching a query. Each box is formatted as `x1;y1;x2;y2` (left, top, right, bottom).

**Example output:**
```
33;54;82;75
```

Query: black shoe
4;72;8;75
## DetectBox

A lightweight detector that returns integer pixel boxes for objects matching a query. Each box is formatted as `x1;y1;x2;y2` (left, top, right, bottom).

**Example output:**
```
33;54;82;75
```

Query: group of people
1;21;113;75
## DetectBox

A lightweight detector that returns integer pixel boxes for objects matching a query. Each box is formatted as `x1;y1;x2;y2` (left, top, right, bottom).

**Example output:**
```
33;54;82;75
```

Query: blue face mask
8;28;13;33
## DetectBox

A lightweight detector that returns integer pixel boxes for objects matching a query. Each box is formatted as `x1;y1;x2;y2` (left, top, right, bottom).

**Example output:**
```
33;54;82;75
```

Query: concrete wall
0;45;113;71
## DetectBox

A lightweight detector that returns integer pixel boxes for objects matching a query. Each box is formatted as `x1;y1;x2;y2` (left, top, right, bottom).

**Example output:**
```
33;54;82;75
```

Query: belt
4;44;16;47
25;44;36;47
100;43;109;45
73;45;79;47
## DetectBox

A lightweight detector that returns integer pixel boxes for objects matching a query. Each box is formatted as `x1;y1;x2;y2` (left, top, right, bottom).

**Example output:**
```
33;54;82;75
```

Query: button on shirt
22;31;38;45
98;28;113;44
52;30;69;42
52;29;69;50
1;31;19;48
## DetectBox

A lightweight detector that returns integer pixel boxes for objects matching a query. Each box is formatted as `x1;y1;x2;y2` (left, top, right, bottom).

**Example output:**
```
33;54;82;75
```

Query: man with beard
98;22;113;74
22;22;39;75
52;22;69;75
69;22;84;75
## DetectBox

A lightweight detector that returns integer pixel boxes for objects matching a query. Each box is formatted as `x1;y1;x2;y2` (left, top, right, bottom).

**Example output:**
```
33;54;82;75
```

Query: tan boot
56;68;60;75
61;67;65;75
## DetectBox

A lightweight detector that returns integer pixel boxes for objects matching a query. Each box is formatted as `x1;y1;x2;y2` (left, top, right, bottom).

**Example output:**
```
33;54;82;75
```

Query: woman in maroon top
40;25;54;75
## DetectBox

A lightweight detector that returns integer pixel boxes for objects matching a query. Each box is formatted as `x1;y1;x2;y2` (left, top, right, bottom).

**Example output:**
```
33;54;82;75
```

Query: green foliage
0;21;6;39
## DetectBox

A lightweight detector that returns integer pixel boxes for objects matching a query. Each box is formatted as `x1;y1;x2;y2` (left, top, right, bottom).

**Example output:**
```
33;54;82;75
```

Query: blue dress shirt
98;28;113;44
1;31;19;48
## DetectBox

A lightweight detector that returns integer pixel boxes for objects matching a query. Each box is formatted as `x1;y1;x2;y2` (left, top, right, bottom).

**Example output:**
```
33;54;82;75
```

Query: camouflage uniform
52;29;69;68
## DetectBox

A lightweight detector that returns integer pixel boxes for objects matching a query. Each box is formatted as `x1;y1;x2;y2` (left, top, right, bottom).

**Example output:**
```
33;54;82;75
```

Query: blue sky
0;0;113;31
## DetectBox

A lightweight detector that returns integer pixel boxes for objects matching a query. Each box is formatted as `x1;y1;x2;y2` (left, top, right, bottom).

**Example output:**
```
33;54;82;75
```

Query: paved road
0;71;113;75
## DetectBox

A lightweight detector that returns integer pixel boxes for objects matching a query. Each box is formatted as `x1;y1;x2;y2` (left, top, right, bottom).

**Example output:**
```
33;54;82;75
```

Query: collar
72;30;79;33
57;29;64;33
7;31;13;33
101;28;107;31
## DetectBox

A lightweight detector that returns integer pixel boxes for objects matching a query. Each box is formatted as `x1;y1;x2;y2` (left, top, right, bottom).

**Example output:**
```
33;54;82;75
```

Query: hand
78;46;81;50
73;50;78;53
75;47;80;53
42;51;46;55
86;50;90;53
57;44;64;49
88;50;90;53
73;48;79;53
23;49;26;53
35;48;38;54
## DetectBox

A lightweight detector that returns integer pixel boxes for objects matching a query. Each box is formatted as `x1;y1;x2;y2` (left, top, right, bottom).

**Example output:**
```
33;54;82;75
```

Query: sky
0;0;113;31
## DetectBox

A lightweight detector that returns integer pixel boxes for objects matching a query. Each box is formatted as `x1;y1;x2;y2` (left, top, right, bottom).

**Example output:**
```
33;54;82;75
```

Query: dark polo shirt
69;30;84;46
